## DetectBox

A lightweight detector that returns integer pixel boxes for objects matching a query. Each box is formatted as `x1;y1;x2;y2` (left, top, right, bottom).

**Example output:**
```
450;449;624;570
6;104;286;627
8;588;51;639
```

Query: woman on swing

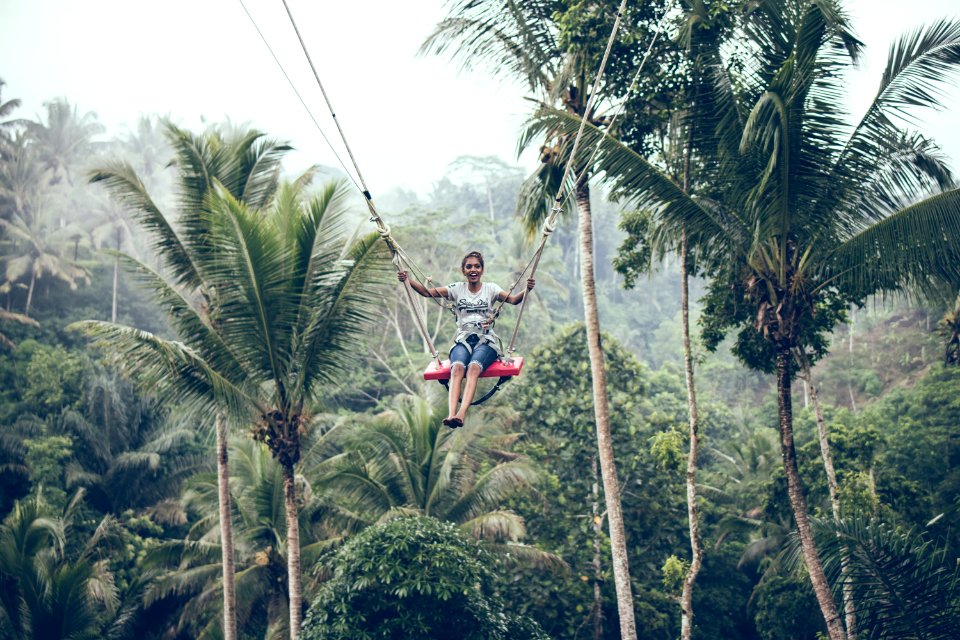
399;251;534;428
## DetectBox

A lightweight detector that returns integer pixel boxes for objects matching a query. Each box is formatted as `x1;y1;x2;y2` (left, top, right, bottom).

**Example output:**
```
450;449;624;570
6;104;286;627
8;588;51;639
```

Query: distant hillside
805;304;945;411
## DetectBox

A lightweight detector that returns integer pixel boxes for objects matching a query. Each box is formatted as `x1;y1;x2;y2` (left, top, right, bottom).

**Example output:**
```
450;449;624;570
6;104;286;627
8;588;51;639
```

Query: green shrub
302;515;549;640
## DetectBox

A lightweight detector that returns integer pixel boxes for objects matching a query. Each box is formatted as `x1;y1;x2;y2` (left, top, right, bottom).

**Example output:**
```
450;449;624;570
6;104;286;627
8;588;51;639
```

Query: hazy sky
2;0;958;195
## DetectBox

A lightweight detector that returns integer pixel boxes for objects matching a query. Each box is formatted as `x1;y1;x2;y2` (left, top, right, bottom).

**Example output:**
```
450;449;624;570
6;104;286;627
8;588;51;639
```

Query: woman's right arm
398;271;447;299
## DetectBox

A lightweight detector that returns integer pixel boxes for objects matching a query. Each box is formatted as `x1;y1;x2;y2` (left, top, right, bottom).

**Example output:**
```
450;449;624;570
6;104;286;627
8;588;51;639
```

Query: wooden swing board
423;357;524;381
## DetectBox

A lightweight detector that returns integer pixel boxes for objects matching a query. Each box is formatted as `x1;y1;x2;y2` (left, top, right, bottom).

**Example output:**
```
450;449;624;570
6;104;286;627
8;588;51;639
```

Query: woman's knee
466;361;484;377
450;362;467;376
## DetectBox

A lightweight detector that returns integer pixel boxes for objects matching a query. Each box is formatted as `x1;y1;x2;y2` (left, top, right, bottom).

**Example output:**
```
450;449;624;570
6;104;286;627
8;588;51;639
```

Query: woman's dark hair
461;251;484;270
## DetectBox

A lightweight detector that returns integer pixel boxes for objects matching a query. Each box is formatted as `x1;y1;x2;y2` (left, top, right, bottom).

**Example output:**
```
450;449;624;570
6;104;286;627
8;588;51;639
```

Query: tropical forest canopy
2;1;960;639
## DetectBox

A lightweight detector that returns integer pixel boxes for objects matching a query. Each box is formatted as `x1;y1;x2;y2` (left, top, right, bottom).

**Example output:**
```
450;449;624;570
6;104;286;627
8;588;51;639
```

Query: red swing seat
423;357;524;381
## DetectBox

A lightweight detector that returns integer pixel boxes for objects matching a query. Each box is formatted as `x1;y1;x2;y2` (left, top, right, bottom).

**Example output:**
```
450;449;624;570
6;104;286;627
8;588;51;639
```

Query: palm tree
0;211;89;315
87;194;138;322
527;4;960;638
787;516;960;640
81;122;293;640
309;395;556;566
73;160;388;637
120;115;170;182
0;78;24;148
25;99;103;186
0;132;89;313
422;5;675;633
0;492;127;640
144;437;335;639
0;133;44;222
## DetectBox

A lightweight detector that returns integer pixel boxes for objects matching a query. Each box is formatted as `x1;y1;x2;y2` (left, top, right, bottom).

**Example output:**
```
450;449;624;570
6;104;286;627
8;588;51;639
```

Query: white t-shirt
445;281;505;352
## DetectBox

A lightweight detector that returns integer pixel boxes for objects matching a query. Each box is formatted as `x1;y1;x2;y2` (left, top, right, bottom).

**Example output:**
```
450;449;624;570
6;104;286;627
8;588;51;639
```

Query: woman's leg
454;343;498;423
447;343;470;422
456;363;483;418
448;363;465;419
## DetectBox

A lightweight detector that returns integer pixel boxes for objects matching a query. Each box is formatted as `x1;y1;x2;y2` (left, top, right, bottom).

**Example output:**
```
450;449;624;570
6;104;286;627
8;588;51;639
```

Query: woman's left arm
499;278;536;305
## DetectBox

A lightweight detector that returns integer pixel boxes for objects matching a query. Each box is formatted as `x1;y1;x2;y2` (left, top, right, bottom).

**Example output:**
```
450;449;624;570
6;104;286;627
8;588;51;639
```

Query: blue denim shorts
450;335;499;373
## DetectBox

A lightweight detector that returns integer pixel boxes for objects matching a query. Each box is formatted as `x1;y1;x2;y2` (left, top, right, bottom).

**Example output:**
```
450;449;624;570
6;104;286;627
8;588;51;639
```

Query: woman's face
462;257;484;284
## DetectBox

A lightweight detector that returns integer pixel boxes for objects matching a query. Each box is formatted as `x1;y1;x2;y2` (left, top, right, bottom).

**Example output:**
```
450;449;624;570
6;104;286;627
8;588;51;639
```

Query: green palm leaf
828;188;960;297
785;516;960;640
204;192;293;391
109;251;250;383
419;0;559;93
68;321;257;420
89;161;203;291
293;230;391;401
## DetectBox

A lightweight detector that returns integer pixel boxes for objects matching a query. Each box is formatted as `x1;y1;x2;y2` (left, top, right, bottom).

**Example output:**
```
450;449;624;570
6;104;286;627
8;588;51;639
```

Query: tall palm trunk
111;227;121;323
591;455;604;640
796;350;857;640
775;347;845;640
282;463;303;638
215;414;237;640
679;230;703;640
576;181;637;639
25;266;36;315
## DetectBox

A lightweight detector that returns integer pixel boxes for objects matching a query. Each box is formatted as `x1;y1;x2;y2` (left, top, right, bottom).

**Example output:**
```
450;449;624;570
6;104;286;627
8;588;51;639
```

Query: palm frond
419;0;559;93
834;19;960;207
835;132;955;226
89;161;202;290
204;191;293;391
232;131;291;209
0;310;38;327
459;509;527;542
111;250;250;384
828;187;960;297
312;451;395;520
68;321;258;420
483;541;568;571
873;18;960;119
784;516;960;640
293;230;392;400
444;459;539;524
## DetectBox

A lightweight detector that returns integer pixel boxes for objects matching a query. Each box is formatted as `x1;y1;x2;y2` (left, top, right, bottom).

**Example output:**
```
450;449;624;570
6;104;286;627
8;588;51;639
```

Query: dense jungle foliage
3;1;960;639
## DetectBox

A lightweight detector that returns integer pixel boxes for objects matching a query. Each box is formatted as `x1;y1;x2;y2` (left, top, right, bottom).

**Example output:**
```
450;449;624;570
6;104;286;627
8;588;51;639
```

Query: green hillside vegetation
2;1;960;639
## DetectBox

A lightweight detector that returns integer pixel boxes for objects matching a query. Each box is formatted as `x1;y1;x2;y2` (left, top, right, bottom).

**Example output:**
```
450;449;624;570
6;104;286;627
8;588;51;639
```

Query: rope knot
377;223;392;239
542;217;558;236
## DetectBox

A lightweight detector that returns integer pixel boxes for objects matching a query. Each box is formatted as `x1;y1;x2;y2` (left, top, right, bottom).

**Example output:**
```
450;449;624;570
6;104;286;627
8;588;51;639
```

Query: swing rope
489;0;675;358
247;0;672;373
491;0;629;357
236;0;363;195
273;0;445;366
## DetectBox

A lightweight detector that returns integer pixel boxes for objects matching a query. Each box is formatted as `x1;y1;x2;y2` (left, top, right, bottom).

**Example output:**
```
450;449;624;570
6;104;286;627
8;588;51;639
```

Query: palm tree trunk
486;182;495;222
591;455;604;640
216;414;238;640
112;227;121;323
576;182;637;639
775;347;845;640
282;463;303;638
796;350;857;640
680;231;703;640
25;266;36;315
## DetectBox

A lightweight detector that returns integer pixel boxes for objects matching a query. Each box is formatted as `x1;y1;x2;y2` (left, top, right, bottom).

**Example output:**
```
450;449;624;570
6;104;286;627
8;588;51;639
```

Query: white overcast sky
2;0;958;195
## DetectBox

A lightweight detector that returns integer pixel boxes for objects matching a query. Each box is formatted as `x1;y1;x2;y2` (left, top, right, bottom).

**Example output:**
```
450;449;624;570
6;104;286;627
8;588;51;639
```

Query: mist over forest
2;1;960;639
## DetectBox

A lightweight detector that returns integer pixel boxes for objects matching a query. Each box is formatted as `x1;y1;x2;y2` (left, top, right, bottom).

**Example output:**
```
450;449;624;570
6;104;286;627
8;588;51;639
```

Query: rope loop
377;223;392;239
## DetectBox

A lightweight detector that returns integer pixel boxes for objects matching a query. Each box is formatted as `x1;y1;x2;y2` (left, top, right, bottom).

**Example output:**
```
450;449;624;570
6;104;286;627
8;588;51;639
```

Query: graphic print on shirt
447;283;497;328
445;282;506;354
